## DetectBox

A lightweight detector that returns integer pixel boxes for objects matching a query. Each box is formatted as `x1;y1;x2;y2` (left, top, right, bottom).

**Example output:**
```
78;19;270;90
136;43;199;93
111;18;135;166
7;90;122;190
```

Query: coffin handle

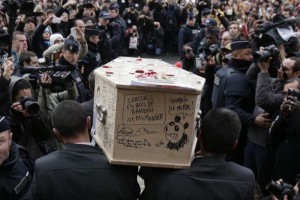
96;104;107;124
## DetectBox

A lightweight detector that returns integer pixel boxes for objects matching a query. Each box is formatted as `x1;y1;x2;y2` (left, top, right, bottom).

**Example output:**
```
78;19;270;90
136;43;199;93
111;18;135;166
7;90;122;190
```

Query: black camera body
23;65;74;92
288;88;300;100
19;96;40;116
266;181;295;200
198;43;220;60
185;49;193;54
253;45;279;63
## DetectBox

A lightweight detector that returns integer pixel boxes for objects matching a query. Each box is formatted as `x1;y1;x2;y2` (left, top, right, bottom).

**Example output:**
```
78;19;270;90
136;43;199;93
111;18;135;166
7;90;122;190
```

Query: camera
198;44;220;59
266;181;295;200
208;44;221;56
19;96;40;116
253;45;279;63
185;49;193;54
22;65;74;92
288;88;300;100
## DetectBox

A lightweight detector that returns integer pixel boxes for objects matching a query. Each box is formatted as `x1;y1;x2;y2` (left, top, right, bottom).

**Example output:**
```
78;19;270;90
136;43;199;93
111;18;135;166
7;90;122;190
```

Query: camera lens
24;101;40;116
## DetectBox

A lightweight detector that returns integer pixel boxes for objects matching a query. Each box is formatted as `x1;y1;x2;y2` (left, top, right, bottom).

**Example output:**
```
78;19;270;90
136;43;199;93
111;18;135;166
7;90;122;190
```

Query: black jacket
31;144;140;200
80;41;101;88
0;142;33;200
268;113;300;185
140;156;255;200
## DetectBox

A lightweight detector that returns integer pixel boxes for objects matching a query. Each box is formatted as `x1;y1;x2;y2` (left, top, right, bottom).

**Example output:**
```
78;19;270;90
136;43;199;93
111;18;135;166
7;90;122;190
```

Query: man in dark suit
140;108;255;200
31;100;140;200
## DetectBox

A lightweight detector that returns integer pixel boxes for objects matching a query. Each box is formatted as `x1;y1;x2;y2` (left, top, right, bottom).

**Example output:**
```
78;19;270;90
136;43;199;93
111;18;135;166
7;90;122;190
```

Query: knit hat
50;33;64;45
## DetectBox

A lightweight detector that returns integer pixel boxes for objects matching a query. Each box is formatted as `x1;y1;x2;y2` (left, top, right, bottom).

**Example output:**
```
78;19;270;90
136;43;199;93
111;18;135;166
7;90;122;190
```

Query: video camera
255;16;300;55
253;45;279;63
266;180;295;200
22;65;75;92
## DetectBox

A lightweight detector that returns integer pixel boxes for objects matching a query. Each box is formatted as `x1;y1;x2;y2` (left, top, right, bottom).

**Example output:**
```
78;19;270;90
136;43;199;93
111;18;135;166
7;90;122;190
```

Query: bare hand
39;72;52;87
281;96;300;119
2;57;14;80
43;13;54;26
254;113;272;128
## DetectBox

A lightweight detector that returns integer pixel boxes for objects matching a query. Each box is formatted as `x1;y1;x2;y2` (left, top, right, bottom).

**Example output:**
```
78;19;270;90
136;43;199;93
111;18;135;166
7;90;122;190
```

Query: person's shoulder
34;150;61;169
227;161;255;181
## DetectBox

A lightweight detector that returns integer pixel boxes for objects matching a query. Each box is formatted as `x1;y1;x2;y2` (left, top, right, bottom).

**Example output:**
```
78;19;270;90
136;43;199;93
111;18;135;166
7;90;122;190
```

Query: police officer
177;12;199;57
108;3;127;59
211;40;255;165
81;28;101;89
58;36;87;103
96;11;112;64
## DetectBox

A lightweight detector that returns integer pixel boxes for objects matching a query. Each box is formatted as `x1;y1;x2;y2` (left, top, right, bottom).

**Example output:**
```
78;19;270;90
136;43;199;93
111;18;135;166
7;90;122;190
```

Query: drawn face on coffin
164;116;189;150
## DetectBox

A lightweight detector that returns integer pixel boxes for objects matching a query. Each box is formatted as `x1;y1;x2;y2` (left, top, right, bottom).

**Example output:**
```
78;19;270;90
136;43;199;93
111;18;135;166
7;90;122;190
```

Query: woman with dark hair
7;77;54;161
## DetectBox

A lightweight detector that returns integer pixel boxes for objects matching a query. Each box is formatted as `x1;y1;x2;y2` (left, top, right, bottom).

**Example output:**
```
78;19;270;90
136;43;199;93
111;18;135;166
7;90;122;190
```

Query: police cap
84;28;100;36
187;12;196;20
230;40;251;51
99;11;110;19
63;36;80;53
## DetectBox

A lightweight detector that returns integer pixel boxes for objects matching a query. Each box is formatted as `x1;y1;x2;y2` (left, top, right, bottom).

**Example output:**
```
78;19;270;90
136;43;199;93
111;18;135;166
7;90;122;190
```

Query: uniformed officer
177;12;199;56
58;36;87;103
108;3;127;59
97;11;112;64
211;40;255;165
81;28;101;89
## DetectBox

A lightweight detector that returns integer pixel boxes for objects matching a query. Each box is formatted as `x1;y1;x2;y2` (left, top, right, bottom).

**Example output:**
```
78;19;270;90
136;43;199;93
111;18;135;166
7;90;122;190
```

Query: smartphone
52;15;62;24
1;53;8;65
195;57;201;69
71;27;77;38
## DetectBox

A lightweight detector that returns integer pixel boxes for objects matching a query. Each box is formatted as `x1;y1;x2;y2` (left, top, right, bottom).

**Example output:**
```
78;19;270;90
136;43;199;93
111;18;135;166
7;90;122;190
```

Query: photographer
38;70;78;125
244;55;299;196
122;3;139;28
7;76;53;161
146;21;164;56
267;78;300;186
186;27;220;73
125;25;139;56
265;178;300;200
136;5;154;54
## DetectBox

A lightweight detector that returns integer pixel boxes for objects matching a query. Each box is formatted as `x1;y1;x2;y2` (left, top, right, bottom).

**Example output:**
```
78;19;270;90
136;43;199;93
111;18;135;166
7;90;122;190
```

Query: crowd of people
1;0;300;199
